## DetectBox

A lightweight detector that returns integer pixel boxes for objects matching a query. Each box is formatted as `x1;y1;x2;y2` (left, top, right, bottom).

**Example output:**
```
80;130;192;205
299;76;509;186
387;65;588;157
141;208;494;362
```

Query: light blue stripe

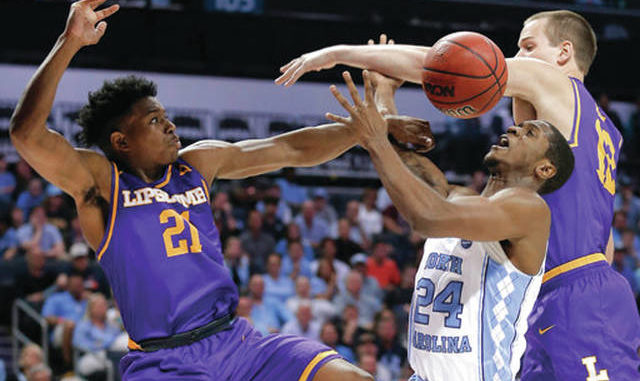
478;255;489;381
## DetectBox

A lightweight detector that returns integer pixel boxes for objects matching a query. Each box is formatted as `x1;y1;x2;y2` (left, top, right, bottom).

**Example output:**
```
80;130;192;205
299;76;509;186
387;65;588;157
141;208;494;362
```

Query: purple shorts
521;262;640;381
120;317;340;380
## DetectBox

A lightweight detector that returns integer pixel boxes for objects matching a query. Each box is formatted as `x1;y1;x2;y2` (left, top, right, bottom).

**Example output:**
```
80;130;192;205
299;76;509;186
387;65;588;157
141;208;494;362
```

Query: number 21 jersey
408;238;543;381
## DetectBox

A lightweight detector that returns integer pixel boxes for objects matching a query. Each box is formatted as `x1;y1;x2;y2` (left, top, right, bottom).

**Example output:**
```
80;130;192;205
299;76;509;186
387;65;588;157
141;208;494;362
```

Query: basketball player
276;11;640;380
8;1;388;379
326;68;573;380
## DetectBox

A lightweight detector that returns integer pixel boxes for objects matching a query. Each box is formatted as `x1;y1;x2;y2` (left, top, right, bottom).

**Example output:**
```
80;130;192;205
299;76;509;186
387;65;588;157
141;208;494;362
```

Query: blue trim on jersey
478;255;489;381
481;258;533;380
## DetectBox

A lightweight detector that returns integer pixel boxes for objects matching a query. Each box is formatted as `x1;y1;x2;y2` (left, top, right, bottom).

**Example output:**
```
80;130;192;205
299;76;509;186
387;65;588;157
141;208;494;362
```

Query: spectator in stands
14;159;35;198
16;178;45;219
223;236;252;292
256;183;292;224
275;168;308;209
384;264;416;339
73;293;127;380
0;214;19;260
612;210;628;249
366;237;401;290
294;200;329;248
25;363;51;381
613;247;639;296
311;257;338;300
240;210;275;273
374;312;406;381
66;215;85;247
622;228;640;262
64;242;110;297
311;238;350;287
319;321;356;364
263;253;295;303
334;271;382;329
358;188;383;241
345;200;369;249
261;197;285;240
14;246;59;306
17;205;65;259
349;253;383;300
42;185;73;232
212;191;240;245
281;240;312;280
42;272;88;363
286;276;336;324
354;332;392;381
312;188;338;235
281;302;320;340
615;176;640;229
236;295;253;321
17;344;45;381
0;153;16;212
247;274;285;334
275;222;314;261
334;218;363;264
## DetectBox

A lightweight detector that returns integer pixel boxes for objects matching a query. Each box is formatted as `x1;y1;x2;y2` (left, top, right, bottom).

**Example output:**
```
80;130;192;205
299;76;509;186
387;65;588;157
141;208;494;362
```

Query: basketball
422;31;508;119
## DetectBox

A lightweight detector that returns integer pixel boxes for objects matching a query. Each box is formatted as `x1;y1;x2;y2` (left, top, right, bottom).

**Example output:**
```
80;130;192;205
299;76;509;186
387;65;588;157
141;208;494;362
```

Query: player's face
515;19;561;67
120;96;181;167
484;121;550;174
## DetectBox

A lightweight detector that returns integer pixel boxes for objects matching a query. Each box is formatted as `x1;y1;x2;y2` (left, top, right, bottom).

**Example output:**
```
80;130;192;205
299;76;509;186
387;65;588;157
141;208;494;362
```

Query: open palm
63;0;119;47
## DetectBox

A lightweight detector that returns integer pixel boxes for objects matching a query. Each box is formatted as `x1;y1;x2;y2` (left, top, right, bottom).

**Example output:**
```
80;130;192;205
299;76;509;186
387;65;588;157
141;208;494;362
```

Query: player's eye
150;117;158;124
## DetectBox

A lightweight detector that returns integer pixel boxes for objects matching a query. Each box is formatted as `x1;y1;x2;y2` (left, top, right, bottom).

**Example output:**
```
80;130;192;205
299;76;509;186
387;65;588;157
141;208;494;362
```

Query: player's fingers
367;39;375;45
330;85;357;117
362;70;375;105
285;66;307;87
280;59;297;73
95;21;107;40
389;39;395;45
379;34;387;45
325;112;351;124
275;62;300;85
86;0;108;10
342;71;364;108
95;4;119;20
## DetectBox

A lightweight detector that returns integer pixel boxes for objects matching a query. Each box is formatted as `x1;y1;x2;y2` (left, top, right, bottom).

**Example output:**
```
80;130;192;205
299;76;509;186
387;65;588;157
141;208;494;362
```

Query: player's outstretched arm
275;40;428;87
329;70;549;246
10;0;118;201
179;122;358;183
504;58;575;138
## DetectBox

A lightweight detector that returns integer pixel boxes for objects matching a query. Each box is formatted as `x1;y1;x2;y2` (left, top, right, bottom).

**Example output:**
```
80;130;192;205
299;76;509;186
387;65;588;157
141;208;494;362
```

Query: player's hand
367;34;405;91
386;115;435;153
326;70;388;149
275;47;338;87
62;0;120;47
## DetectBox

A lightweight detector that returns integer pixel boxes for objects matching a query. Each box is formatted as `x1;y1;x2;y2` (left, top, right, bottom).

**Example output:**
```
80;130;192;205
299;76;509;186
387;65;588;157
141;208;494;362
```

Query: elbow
9;116;31;145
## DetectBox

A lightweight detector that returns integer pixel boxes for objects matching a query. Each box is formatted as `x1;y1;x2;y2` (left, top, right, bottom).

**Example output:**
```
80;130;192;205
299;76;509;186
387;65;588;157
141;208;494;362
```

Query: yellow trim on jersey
200;179;210;202
542;253;606;283
97;162;120;261
298;350;338;381
127;337;142;351
569;80;582;148
154;164;173;188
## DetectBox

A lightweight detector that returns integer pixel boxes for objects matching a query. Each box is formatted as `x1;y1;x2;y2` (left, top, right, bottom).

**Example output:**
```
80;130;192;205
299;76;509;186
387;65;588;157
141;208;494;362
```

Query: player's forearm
366;138;452;236
331;44;427;84
10;36;81;142
278;123;357;167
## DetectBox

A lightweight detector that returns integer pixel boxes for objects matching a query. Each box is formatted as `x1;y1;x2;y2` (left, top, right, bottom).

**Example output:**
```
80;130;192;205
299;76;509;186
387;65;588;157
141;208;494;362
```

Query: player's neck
128;163;169;183
483;173;536;196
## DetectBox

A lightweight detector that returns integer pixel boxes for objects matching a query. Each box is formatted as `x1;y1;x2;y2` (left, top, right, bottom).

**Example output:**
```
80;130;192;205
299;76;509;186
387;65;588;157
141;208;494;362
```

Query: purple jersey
541;77;622;272
97;158;238;343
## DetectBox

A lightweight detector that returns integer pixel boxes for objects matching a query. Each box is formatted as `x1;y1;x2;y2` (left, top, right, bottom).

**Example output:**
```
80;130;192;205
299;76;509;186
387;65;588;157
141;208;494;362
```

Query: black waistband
135;313;235;352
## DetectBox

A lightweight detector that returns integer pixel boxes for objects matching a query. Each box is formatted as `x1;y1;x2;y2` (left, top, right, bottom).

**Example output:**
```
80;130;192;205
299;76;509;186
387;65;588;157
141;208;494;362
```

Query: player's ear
110;131;129;153
534;159;557;181
557;40;573;67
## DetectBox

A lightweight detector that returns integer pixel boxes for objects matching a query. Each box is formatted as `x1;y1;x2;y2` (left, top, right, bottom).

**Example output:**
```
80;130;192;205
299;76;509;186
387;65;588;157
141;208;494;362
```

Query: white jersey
408;238;543;381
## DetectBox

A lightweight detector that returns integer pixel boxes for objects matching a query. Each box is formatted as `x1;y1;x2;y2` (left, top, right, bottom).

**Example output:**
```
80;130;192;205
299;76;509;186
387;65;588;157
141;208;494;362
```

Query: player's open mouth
497;135;509;147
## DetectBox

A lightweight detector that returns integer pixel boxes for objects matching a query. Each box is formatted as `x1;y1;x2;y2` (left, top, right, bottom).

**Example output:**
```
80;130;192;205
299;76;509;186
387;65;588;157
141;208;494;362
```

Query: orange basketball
422;31;508;119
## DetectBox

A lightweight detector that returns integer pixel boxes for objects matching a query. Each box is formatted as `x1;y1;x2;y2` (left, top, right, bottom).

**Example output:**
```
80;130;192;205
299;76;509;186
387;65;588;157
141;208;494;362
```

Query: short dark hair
538;121;575;194
77;76;157;159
